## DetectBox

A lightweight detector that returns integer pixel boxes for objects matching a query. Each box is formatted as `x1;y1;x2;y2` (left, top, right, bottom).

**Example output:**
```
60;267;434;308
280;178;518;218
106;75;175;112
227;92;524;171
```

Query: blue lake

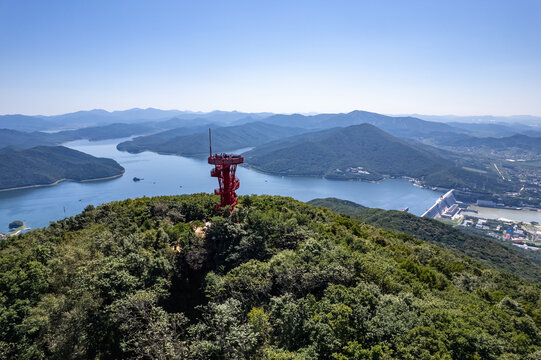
0;138;443;232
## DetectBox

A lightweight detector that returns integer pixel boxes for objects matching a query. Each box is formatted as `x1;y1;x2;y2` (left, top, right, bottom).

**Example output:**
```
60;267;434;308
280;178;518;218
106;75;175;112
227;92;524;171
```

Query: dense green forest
1;194;540;359
0;146;124;190
308;198;541;282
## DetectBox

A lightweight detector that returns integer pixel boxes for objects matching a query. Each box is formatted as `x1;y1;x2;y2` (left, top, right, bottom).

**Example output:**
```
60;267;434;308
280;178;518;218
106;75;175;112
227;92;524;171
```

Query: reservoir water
0;138;444;232
467;205;541;223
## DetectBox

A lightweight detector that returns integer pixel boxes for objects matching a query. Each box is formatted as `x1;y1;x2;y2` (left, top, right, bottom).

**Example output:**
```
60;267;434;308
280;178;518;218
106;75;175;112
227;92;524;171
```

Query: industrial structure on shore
422;189;460;219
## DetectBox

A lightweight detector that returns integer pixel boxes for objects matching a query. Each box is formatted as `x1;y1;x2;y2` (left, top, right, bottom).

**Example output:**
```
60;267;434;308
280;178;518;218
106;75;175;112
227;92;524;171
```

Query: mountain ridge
116;121;310;156
243;123;510;194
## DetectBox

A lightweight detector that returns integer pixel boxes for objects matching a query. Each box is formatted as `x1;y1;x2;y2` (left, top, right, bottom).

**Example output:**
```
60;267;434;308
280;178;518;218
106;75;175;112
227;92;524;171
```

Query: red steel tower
208;129;244;212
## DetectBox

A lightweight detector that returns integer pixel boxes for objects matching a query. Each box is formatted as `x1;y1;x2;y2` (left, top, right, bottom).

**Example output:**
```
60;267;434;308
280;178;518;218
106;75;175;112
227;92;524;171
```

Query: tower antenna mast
209;128;212;157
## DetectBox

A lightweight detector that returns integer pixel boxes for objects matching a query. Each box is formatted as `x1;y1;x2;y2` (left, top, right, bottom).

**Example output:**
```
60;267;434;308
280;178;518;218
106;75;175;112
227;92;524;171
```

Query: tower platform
207;129;244;213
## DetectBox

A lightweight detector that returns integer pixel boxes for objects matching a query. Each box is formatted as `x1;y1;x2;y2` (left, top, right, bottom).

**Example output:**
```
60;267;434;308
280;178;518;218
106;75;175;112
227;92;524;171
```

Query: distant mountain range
2;108;539;138
0;108;273;131
117;122;309;156
238;110;462;139
243;123;511;193
0;146;124;190
0;123;156;149
411;114;541;126
438;134;541;154
0;108;535;201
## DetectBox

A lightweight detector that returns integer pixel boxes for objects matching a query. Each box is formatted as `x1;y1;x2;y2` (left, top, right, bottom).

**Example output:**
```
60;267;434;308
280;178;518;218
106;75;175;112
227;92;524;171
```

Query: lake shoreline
1;138;443;230
0;171;125;192
240;163;430;186
466;204;541;223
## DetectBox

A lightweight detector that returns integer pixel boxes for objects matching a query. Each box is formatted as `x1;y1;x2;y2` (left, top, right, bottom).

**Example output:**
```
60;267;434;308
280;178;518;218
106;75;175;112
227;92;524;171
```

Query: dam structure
421;189;460;219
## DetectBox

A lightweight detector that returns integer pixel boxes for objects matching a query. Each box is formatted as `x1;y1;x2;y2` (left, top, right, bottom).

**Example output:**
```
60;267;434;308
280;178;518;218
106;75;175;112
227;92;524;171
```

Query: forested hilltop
1;194;540;359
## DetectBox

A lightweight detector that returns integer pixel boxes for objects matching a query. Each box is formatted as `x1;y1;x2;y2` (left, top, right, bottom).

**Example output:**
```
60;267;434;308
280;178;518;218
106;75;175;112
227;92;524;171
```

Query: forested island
1;194;539;359
8;220;24;230
0;146;125;190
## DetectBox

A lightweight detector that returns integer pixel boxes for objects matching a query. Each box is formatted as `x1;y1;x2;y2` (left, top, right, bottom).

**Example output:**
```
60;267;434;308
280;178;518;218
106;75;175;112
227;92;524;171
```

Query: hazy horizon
1;0;540;116
2;107;541;122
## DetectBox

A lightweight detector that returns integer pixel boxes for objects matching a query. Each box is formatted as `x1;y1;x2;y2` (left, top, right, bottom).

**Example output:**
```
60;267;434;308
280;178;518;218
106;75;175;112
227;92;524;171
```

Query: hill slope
117;122;309;156
244;123;509;193
308;197;541;282
0;194;540;359
0;194;541;360
0;129;59;148
0;146;124;190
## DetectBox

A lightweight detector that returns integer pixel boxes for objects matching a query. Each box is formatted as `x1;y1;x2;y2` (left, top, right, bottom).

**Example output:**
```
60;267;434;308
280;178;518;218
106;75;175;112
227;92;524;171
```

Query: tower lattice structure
208;129;244;212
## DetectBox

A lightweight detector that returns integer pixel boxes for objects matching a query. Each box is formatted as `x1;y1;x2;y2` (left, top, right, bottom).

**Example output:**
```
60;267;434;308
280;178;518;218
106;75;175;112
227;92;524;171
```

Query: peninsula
0;146;125;191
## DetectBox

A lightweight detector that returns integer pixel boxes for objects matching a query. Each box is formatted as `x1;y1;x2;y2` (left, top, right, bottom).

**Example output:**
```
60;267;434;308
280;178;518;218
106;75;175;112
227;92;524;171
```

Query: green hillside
0;146;124;190
117;122;309;156
116;124;218;154
308;197;541;282
244;124;511;193
1;194;540;359
244;123;438;180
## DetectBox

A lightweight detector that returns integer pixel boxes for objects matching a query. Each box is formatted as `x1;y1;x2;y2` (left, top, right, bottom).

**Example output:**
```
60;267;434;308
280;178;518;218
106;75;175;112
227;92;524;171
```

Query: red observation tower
208;129;244;212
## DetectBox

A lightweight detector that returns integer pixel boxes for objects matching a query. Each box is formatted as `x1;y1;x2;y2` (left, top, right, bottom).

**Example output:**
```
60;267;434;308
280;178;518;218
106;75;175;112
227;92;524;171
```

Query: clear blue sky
1;0;540;116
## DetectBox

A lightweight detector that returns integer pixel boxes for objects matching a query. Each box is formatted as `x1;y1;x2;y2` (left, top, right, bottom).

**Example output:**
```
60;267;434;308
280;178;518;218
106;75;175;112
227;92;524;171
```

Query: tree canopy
1;194;540;359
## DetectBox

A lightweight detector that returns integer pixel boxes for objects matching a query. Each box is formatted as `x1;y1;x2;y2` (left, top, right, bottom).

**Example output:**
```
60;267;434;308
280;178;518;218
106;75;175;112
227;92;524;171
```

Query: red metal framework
208;129;244;212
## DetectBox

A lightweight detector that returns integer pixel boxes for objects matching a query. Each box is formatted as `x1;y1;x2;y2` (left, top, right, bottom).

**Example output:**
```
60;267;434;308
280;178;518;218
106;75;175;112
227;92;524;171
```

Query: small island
5;220;26;237
8;220;24;230
0;146;125;191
